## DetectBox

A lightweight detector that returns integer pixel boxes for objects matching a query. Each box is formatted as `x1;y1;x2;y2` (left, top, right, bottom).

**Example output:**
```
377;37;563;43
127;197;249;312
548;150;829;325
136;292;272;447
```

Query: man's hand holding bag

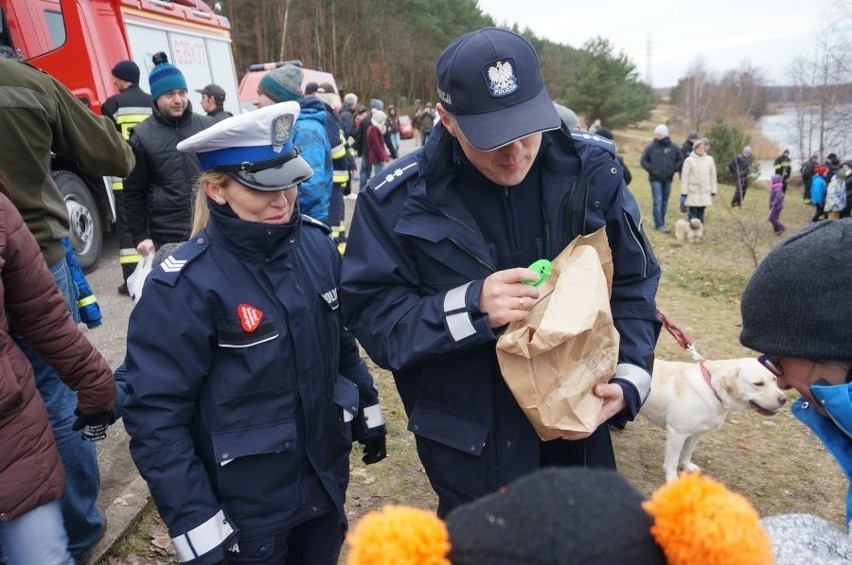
496;228;619;440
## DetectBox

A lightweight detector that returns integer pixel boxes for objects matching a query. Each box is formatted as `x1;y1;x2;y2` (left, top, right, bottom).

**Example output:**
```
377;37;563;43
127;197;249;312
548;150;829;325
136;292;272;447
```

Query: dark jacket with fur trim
0;193;115;522
341;123;661;515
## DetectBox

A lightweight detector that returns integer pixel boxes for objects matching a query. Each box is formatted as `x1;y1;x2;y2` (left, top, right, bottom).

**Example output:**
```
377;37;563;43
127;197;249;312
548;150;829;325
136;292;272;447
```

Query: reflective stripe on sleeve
614;363;651;404
331;143;346;159
446;312;476;342
171;509;235;563
363;404;386;428
443;282;471;313
443;282;475;342
77;295;96;307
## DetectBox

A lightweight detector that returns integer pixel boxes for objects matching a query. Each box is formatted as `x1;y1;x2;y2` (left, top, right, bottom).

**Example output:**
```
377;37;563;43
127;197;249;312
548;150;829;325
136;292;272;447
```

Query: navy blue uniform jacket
123;210;382;563
341;124;661;514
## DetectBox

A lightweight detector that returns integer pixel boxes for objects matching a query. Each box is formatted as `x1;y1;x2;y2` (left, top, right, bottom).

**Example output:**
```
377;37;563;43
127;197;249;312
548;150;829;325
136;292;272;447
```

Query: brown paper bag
496;228;619;440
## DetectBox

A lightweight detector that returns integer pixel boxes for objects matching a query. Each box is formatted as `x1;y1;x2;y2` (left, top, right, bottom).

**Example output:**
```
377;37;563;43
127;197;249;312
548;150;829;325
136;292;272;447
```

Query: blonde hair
190;171;230;235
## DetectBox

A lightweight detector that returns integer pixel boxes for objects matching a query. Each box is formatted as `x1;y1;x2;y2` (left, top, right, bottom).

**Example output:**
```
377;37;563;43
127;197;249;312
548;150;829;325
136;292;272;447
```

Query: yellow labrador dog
640;358;787;482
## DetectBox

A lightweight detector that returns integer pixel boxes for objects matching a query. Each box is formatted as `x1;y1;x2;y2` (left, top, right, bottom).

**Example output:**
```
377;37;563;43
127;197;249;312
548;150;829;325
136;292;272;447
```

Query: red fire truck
0;0;240;270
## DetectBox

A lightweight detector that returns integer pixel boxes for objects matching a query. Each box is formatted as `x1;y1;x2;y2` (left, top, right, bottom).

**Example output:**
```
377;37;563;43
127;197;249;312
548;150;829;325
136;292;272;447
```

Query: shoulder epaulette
570;131;617;157
368;153;420;201
301;214;332;233
152;237;208;287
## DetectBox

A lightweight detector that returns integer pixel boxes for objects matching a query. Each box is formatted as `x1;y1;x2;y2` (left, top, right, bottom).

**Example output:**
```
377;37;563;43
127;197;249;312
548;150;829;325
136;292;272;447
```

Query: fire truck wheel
54;170;103;273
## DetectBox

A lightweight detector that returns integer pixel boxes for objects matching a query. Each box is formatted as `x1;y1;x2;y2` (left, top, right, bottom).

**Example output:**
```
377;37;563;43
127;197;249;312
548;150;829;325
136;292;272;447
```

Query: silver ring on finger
518;296;524;309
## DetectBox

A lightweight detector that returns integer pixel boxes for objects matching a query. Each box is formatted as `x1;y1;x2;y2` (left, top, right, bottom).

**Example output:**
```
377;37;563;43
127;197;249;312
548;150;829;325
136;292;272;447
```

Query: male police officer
341;27;661;517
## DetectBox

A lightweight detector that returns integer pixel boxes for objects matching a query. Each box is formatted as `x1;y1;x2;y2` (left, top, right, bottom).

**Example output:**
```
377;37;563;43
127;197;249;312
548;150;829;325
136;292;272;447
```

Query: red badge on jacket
238;303;263;333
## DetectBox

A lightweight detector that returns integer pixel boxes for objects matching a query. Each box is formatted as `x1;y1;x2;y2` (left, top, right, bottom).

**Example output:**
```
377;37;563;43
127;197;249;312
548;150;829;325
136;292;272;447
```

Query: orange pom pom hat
346;468;773;565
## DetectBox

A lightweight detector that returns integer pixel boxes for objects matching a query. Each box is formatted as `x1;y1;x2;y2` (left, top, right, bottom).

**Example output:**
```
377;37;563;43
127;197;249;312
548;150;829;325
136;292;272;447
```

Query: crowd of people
1;24;851;565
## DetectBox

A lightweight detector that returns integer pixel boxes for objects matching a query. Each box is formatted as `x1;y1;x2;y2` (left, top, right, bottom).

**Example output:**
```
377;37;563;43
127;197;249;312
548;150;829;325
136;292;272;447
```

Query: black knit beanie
445;467;666;564
111;60;140;84
740;219;852;361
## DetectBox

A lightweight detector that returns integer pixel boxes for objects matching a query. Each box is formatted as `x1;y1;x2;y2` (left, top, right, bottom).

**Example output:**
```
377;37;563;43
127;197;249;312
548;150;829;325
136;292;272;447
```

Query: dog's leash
656;310;723;404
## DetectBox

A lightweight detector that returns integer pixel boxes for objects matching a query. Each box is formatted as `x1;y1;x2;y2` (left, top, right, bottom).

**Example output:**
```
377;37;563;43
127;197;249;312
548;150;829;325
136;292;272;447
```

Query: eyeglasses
758;354;784;377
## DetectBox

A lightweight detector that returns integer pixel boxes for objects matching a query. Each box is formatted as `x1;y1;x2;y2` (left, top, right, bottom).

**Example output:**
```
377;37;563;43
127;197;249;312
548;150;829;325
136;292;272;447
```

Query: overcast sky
476;0;832;87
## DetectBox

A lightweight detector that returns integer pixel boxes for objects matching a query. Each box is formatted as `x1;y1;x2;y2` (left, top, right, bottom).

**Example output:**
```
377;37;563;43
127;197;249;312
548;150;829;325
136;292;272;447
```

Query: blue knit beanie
258;64;303;103
148;52;187;100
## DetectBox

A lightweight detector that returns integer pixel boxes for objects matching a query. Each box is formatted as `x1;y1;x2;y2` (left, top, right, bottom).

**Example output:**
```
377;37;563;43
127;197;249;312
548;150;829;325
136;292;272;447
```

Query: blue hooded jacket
294;97;333;221
794;382;852;529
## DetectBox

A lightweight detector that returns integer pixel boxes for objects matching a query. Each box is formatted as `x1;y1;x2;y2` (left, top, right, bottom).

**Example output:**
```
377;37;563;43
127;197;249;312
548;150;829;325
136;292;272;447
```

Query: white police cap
176;101;313;191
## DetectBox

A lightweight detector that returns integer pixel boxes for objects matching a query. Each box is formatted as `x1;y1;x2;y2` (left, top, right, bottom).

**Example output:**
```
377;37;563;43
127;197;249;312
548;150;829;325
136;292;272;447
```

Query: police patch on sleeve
318;284;339;310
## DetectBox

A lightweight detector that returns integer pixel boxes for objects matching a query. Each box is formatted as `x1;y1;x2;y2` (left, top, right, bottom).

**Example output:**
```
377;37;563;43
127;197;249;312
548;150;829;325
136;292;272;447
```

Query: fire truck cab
0;0;240;271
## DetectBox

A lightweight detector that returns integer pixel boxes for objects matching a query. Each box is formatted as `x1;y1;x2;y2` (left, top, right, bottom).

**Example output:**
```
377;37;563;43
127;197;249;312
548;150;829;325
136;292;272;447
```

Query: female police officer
121;102;386;564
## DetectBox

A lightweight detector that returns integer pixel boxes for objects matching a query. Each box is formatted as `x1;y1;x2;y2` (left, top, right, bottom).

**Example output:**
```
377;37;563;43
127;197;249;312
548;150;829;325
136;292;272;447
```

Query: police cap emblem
271;114;294;152
485;58;519;98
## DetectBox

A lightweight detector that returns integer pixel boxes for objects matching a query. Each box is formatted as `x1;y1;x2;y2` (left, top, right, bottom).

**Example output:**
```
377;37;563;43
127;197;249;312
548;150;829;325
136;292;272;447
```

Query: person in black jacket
842;160;852;219
101;60;153;294
640;124;683;232
124;52;214;257
801;152;819;203
825;153;842;183
680;131;699;162
728;145;754;207
195;83;233;123
773;148;792;193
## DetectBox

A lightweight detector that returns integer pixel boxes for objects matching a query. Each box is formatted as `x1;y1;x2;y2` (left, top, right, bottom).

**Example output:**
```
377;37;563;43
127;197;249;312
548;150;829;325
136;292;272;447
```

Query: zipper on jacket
561;176;580;244
623;211;649;279
502;185;522;253
440;211;496;272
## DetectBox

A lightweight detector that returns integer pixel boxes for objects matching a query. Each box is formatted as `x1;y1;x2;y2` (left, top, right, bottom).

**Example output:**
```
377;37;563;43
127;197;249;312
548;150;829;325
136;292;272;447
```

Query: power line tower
646;33;653;86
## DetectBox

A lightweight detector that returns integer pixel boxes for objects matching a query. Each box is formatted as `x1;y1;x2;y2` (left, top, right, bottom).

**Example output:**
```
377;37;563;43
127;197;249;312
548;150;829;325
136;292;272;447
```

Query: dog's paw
683;462;701;474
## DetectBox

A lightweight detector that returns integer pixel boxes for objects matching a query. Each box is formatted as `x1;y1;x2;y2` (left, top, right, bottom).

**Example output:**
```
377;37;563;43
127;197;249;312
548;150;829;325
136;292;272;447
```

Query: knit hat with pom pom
346;468;773;565
148;52;187;100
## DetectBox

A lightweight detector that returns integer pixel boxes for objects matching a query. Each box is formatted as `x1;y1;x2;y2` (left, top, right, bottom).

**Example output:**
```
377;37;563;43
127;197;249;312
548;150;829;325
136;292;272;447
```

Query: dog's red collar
699;360;723;404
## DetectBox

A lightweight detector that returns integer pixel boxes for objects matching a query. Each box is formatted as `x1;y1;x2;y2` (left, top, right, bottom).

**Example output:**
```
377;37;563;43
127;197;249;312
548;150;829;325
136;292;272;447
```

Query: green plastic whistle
523;259;552;287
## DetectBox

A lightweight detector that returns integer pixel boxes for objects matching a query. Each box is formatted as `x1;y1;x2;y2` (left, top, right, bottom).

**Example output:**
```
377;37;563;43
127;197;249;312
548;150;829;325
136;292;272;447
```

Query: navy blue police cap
436;27;561;151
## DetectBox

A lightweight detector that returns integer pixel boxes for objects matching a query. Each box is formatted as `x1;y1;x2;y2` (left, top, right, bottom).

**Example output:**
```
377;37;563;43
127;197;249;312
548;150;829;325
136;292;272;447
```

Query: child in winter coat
768;173;785;235
810;165;828;222
824;167;848;220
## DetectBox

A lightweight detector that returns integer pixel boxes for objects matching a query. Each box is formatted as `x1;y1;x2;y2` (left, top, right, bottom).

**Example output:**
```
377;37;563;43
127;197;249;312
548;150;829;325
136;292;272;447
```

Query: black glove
72;410;116;442
360;435;387;465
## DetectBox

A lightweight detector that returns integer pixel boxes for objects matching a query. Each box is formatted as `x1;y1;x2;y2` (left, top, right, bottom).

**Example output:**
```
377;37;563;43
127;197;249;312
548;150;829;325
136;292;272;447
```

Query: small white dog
640;358;787;482
674;218;704;243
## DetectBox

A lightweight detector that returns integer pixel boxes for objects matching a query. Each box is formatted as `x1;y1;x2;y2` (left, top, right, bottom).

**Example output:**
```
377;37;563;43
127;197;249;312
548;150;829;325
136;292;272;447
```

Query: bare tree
788;1;852;162
678;57;714;132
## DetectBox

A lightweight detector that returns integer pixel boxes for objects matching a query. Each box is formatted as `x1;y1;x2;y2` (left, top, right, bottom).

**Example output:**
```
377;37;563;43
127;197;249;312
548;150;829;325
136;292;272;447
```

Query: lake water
757;104;852;179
